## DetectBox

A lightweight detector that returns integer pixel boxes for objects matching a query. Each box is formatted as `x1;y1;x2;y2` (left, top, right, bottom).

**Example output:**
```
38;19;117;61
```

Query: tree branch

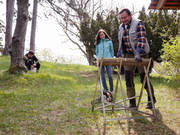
63;29;87;58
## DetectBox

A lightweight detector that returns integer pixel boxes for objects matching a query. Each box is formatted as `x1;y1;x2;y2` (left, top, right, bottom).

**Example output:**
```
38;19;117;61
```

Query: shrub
160;35;180;80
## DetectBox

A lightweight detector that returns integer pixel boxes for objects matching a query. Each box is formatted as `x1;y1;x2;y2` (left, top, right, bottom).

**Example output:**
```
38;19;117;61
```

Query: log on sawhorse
91;58;157;135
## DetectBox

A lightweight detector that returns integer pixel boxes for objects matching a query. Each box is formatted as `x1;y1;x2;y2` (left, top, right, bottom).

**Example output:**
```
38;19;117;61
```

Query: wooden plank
167;0;180;2
165;2;180;5
160;6;180;9
148;0;180;9
156;0;166;9
91;59;103;112
148;0;159;9
97;58;150;66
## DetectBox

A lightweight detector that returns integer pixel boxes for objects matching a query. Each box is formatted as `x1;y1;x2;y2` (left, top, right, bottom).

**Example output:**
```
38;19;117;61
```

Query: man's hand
135;52;142;62
117;50;122;57
135;47;143;62
31;64;36;69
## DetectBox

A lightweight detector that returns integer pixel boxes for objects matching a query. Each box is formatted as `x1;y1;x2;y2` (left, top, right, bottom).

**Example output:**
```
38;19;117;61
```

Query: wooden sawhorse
91;58;156;135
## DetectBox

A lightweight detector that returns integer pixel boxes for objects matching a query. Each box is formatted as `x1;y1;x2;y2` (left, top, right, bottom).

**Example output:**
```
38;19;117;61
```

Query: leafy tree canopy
138;7;180;61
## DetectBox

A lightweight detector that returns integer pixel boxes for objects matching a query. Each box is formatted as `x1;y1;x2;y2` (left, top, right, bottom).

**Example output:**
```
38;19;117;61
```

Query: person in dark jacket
24;50;40;72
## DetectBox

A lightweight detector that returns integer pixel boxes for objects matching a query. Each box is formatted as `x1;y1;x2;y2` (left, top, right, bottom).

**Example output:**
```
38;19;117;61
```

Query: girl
95;29;114;94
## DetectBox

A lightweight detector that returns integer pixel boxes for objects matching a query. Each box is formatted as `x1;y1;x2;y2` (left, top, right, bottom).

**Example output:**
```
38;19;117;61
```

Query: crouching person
24;50;40;72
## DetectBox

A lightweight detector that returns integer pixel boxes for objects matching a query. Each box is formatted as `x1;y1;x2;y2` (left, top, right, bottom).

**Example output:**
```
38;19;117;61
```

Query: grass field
0;56;180;135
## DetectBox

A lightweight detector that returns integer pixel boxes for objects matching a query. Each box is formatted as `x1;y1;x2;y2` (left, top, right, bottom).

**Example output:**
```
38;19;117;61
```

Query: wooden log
97;58;150;66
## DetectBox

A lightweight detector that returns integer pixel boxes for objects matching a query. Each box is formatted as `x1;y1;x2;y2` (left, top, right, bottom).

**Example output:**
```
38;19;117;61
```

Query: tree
0;1;5;51
45;0;102;65
0;20;5;51
138;7;180;61
9;0;29;74
3;0;15;55
160;36;180;78
45;0;122;65
79;9;120;65
30;0;38;52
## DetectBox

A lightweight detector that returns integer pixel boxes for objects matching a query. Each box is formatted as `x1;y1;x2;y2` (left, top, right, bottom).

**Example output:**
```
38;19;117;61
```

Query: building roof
148;0;180;10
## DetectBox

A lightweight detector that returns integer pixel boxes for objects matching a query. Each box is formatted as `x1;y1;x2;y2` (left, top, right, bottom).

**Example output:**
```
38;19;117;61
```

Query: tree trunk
30;0;38;52
3;0;15;55
9;0;29;74
86;47;96;66
87;54;95;65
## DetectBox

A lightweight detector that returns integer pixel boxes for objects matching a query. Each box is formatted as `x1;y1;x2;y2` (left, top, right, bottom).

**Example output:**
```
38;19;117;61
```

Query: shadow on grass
128;109;177;135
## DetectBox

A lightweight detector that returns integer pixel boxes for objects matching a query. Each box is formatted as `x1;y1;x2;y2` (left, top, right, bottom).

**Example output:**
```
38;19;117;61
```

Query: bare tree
0;20;5;52
30;0;38;52
45;0;101;65
0;1;5;48
3;0;15;55
9;0;29;74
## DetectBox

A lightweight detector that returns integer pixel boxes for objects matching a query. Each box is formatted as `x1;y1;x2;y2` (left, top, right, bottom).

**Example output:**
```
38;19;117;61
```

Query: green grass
0;56;180;135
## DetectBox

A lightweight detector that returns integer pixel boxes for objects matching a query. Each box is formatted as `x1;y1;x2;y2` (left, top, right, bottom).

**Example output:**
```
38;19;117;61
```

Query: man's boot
146;96;156;109
129;98;136;109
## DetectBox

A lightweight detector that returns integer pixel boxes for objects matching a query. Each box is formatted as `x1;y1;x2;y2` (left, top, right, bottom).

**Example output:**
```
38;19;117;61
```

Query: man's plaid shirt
122;20;147;54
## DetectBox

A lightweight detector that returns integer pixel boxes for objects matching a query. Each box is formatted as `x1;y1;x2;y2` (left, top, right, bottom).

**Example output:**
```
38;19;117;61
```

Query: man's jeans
101;65;113;92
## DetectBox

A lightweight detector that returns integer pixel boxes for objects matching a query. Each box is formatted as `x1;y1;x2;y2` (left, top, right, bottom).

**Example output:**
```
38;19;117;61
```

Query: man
117;8;156;109
24;50;40;72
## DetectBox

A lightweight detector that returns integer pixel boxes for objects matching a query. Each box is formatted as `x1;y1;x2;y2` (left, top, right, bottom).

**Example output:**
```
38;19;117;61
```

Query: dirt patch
176;96;180;101
80;71;97;78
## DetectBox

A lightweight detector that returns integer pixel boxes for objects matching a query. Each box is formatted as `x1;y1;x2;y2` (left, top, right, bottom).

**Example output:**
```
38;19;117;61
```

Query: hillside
0;56;180;135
